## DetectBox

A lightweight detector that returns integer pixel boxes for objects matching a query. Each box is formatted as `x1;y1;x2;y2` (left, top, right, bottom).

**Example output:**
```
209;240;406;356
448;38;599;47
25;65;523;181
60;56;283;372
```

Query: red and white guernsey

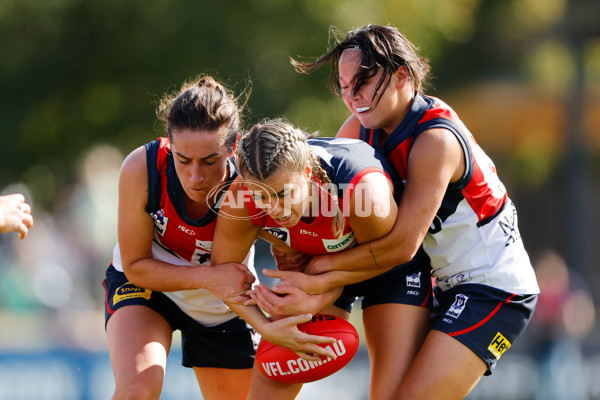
360;95;539;295
245;138;400;256
112;137;255;326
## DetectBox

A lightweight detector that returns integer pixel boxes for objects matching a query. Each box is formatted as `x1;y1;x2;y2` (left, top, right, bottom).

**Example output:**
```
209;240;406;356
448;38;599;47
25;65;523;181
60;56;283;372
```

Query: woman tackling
211;118;432;400
102;76;328;400
291;24;540;399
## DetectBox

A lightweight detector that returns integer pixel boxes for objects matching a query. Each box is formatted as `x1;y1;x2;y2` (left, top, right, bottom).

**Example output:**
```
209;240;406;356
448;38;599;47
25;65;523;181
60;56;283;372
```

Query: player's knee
112;380;162;400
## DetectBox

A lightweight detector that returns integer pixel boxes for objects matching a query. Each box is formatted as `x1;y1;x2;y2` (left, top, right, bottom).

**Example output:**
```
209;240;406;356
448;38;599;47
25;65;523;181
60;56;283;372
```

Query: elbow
393;253;413;267
403;243;428;267
398;254;414;266
378;228;425;268
121;262;144;286
392;244;422;267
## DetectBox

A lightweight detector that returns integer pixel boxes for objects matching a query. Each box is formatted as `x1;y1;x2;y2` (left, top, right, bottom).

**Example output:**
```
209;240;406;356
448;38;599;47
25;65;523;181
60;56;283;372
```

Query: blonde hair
238;118;346;237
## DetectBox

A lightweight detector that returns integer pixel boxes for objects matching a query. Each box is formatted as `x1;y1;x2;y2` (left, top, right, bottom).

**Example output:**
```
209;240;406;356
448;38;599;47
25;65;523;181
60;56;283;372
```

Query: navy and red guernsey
144;137;229;263
111;137;256;325
245;137;402;255
360;94;539;295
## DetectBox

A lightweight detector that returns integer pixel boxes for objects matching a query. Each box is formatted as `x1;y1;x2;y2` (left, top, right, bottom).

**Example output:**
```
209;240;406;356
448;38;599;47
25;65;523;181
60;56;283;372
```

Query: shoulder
336;114;361;138
119;145;148;189
412;128;462;160
121;145;147;172
410;127;464;182
418;95;462;126
352;170;393;195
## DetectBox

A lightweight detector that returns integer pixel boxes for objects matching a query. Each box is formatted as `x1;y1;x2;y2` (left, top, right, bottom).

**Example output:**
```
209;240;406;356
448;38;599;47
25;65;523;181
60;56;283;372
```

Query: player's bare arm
211;181;337;359
118;147;254;297
309;127;463;273
265;171;399;293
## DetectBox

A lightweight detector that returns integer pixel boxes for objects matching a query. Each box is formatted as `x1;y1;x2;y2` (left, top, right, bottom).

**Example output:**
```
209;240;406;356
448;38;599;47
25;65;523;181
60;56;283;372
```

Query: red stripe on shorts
449;293;516;337
420;282;432;307
103;280;115;315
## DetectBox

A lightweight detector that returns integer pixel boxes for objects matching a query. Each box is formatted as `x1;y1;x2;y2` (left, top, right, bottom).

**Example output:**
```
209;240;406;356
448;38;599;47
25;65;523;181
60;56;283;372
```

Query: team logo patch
264;227;291;246
113;282;151;305
488;332;511;359
446;294;469;318
406;272;421;288
150;209;168;236
322;231;355;253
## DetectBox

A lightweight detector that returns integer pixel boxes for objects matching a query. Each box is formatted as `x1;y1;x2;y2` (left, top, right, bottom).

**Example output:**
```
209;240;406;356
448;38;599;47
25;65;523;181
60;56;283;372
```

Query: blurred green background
0;0;599;399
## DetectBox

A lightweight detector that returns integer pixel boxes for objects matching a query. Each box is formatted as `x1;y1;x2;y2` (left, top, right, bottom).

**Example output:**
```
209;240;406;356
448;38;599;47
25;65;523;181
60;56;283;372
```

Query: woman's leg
320;303;351;319
246;364;304;400
393;330;487;400
363;303;431;400
194;367;253;400
106;305;173;400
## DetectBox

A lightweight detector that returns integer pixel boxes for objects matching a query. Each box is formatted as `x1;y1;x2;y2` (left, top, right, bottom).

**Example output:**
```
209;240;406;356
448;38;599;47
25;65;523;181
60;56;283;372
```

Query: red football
256;314;359;384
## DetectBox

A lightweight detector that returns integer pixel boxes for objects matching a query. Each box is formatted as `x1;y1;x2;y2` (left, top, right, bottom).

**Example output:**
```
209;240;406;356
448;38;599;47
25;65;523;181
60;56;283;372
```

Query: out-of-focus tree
0;0;485;210
1;0;598;282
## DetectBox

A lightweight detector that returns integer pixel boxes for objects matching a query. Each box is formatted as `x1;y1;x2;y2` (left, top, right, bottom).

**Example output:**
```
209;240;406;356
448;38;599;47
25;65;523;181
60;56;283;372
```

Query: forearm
313;286;345;312
123;258;210;292
226;299;339;360
327;231;415;272
225;301;271;333
317;268;393;292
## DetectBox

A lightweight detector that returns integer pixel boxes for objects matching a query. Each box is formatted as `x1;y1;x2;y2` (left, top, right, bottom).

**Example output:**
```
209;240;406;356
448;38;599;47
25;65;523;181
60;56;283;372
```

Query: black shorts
103;265;259;369
333;248;433;312
431;283;538;375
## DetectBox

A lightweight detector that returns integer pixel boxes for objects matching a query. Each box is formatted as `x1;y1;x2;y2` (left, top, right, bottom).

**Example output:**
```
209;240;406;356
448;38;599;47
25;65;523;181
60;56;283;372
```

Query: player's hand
304;254;333;275
259;313;337;361
0;194;33;239
207;263;256;303
246;283;324;319
262;268;325;295
271;246;311;272
263;268;329;294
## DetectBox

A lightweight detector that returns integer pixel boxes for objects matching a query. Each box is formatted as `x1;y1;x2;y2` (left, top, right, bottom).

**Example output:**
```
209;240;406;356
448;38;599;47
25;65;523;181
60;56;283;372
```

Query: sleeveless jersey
360;94;539;295
112;137;256;326
245;137;401;255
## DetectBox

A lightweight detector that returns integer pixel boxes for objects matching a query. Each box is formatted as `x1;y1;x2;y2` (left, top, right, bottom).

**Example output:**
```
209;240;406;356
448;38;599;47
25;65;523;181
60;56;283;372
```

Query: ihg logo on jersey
488;332;511;359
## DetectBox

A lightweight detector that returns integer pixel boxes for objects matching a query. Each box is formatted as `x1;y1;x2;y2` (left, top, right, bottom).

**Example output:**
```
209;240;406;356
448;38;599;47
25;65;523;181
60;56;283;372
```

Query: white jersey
112;243;254;327
425;199;538;294
112;138;257;327
360;94;539;294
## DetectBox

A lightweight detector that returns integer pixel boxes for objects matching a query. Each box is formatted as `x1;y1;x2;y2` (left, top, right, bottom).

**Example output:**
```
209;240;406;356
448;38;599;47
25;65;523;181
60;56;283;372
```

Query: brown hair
156;75;248;152
291;24;431;106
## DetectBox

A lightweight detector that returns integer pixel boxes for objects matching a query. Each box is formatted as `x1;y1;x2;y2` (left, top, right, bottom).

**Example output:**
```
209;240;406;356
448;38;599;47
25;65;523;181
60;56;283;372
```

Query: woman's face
170;128;232;206
338;49;408;134
244;165;311;228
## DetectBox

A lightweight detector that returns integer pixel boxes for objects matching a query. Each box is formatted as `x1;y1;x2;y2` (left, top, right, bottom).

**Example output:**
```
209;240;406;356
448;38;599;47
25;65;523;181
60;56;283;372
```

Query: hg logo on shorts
488;332;511;359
